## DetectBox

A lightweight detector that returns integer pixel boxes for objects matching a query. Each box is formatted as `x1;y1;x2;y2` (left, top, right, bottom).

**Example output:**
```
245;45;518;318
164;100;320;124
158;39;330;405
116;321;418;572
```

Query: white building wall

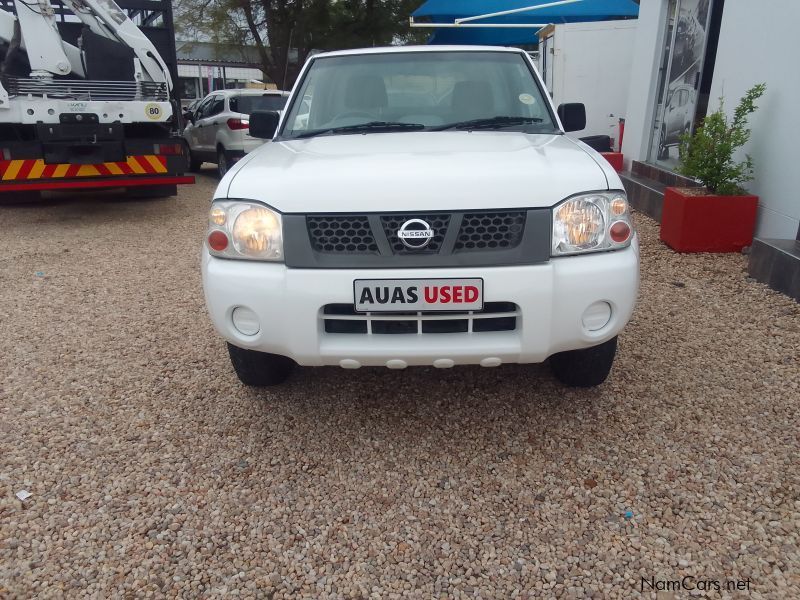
177;64;263;82
623;0;800;239
178;64;201;78
621;0;669;166
544;20;638;143
708;0;800;239
224;66;264;81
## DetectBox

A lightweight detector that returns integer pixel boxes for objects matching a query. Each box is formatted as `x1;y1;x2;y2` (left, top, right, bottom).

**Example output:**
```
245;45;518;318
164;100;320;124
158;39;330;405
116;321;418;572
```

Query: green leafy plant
677;83;766;195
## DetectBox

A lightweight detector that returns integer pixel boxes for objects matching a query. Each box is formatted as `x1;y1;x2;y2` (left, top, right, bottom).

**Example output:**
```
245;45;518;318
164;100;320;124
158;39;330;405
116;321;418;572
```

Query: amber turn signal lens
610;197;628;216
209;206;227;226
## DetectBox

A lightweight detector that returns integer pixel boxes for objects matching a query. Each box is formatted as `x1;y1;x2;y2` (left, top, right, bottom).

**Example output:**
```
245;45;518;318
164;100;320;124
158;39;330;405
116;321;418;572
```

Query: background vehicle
182;98;202;122
183;89;289;178
0;0;193;201
658;82;695;159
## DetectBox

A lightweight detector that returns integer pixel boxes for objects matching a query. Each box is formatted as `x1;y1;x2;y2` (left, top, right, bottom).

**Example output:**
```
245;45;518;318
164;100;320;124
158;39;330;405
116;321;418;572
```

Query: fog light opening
582;301;612;332
232;306;260;336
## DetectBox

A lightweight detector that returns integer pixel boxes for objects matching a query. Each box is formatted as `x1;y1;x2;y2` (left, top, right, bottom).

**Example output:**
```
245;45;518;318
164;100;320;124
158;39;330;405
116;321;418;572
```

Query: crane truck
0;0;193;201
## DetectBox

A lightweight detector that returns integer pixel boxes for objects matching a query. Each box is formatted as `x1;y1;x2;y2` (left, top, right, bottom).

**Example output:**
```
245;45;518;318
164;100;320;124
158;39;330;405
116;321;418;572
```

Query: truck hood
222;131;611;213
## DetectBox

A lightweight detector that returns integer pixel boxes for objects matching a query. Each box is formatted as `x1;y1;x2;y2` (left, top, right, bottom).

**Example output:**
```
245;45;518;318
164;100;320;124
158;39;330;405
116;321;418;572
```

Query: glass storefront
647;0;714;169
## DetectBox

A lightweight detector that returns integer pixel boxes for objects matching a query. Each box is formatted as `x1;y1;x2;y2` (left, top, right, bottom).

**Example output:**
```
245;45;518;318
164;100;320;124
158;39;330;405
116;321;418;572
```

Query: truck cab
0;0;193;200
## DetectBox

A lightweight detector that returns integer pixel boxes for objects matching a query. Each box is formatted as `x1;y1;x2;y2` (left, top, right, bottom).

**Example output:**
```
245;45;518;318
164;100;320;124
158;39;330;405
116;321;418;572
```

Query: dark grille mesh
322;302;519;334
2;77;169;101
380;214;450;254
307;216;378;254
455;211;526;251
305;210;530;257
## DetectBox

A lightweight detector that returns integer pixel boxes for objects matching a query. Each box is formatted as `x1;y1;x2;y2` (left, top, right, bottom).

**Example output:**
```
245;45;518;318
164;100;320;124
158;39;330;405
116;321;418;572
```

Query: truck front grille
283;208;551;268
307;216;378;253
322;302;519;335
2;77;169;101
380;214;450;254
455;211;526;251
309;210;526;256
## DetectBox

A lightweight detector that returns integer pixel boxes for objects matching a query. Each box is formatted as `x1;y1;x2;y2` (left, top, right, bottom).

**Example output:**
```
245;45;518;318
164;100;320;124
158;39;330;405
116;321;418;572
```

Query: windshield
280;51;558;139
230;94;287;114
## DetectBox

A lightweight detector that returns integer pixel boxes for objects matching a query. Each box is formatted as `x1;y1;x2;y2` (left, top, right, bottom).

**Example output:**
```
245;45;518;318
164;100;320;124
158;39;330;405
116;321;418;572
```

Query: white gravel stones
1;176;798;598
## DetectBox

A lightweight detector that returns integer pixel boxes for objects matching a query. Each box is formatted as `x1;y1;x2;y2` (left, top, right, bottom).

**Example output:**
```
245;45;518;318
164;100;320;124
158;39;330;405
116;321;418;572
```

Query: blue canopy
412;0;639;45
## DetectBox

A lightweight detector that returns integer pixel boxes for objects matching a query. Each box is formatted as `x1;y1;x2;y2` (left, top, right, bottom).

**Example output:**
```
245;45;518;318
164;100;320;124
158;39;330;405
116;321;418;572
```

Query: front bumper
201;240;639;368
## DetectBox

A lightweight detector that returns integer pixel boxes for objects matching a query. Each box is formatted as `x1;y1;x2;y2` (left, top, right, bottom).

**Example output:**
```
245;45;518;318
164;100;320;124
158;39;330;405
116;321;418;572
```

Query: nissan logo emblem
397;219;434;249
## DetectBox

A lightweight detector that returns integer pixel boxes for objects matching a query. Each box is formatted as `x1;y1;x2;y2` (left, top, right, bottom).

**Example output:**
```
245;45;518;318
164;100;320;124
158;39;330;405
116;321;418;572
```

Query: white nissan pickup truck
202;46;639;388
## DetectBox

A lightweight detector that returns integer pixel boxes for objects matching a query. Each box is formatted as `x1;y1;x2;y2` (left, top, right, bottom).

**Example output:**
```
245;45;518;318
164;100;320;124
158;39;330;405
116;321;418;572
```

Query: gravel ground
1;173;798;599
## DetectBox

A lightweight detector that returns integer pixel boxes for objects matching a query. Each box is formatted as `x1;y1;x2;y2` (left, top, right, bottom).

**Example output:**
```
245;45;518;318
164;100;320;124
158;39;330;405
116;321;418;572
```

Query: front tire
126;184;177;199
0;190;41;204
549;336;618;387
657;127;669;160
188;150;203;172
227;343;295;386
217;147;229;179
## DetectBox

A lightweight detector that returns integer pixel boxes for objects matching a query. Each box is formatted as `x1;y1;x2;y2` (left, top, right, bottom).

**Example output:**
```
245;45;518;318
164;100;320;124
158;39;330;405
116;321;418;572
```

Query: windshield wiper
292;121;426;139
432;116;544;131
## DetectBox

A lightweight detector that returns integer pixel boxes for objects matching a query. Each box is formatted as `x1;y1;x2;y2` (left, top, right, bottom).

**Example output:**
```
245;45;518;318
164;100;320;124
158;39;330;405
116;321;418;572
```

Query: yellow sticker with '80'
145;103;163;120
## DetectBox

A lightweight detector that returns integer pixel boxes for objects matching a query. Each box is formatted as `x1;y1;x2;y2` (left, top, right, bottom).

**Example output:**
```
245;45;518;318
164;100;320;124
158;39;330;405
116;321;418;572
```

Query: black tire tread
227;343;295;386
188;151;203;172
0;190;41;204
126;184;177;199
216;147;229;179
549;336;618;387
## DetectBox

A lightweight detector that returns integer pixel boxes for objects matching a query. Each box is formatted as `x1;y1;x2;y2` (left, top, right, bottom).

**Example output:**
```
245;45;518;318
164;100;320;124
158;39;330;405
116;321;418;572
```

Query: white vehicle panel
222;132;611;212
202;242;639;367
202;46;639;381
0;98;172;124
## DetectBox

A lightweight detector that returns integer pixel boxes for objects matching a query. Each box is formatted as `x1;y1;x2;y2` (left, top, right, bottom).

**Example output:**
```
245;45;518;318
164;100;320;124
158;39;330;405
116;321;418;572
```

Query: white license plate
353;278;483;312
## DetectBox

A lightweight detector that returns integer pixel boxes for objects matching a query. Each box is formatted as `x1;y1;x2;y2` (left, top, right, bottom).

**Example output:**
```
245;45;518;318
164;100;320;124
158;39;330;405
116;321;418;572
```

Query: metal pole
455;0;582;23
409;22;547;28
282;27;293;91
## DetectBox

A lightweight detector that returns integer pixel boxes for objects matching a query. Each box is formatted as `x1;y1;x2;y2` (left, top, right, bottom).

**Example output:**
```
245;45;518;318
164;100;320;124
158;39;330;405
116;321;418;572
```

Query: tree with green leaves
677;83;767;196
175;0;427;88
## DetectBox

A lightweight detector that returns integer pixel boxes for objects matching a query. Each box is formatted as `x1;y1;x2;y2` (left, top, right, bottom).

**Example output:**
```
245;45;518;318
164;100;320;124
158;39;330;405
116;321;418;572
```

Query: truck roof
312;45;526;59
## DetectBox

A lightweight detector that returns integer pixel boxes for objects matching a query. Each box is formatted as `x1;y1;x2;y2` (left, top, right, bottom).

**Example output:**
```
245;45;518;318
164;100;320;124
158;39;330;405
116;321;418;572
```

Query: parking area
1;175;798;598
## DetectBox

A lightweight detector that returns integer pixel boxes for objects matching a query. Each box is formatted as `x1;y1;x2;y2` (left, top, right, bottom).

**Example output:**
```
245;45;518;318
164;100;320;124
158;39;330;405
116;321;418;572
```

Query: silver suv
183;89;289;177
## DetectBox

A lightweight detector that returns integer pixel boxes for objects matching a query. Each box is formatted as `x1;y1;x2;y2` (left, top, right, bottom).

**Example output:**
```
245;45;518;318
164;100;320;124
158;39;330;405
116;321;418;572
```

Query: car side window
195;97;212;119
286;83;316;131
208;98;225;117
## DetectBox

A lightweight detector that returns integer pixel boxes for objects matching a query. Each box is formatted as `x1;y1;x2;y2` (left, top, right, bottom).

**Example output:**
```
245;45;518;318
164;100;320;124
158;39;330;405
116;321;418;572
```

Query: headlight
206;200;283;261
552;192;633;256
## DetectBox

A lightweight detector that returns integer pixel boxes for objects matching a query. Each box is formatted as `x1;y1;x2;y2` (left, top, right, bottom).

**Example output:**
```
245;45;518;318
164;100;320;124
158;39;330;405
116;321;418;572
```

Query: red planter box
600;152;624;172
660;187;758;252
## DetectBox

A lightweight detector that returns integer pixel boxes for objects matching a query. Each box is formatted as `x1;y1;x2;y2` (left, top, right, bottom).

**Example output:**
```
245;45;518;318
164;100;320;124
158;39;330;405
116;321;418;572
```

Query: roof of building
412;0;639;45
176;41;262;66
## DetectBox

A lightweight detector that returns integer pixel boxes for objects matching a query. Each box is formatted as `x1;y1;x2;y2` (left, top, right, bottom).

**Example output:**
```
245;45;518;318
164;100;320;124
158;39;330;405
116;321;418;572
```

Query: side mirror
557;103;586;132
183;111;193;123
249;110;280;139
